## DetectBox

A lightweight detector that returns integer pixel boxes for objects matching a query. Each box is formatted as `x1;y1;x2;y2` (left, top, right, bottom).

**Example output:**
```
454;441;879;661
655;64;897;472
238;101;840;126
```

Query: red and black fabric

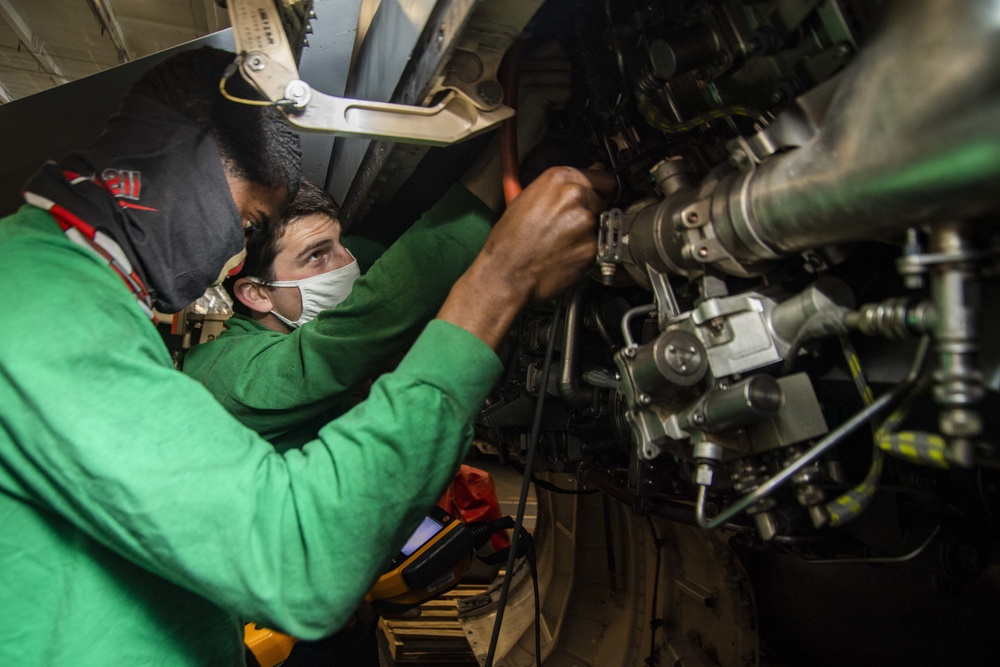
437;464;511;552
23;94;243;314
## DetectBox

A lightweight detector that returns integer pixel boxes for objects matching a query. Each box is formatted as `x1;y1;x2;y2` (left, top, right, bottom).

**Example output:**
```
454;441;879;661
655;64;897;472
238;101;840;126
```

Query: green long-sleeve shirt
0;204;502;665
183;184;494;451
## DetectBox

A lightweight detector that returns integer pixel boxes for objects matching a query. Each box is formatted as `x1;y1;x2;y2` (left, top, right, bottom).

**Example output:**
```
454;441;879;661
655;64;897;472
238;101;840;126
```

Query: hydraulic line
635;93;764;134
499;40;526;205
867;374;950;469
823;334;881;527
787;524;942;565
878;429;949;469
621;303;657;348
780;308;850;375
701;337;932;530
559;282;595;407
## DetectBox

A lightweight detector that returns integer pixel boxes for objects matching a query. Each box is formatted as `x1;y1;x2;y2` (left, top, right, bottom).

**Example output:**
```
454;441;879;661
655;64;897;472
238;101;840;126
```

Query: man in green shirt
184;48;570;453
184;57;567;663
0;45;614;667
182;177;495;451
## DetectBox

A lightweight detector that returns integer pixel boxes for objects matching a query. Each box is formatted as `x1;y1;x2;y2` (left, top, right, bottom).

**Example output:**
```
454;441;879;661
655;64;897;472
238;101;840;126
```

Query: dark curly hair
128;46;302;197
227;180;341;315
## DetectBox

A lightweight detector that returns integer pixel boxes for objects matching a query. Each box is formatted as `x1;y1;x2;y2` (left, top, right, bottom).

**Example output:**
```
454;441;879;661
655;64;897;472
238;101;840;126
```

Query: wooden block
378;583;496;664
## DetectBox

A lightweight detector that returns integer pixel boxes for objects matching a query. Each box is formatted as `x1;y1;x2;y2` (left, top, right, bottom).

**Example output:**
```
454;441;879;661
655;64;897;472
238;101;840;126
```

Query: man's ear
234;278;273;314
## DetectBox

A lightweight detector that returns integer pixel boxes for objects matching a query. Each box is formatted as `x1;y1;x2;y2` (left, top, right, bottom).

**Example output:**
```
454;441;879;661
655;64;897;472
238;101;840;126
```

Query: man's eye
244;220;259;237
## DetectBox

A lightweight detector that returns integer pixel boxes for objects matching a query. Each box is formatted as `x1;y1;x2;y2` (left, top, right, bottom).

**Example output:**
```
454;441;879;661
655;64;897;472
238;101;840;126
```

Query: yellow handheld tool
367;507;512;614
244;509;511;666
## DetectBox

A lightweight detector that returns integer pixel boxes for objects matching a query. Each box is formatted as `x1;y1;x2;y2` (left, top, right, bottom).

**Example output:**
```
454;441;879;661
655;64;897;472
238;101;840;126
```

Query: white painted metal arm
228;0;512;145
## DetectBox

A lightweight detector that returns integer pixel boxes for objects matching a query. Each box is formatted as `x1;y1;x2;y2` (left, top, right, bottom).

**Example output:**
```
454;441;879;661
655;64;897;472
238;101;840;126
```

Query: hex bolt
695;462;715;486
730;148;749;168
247;54;266;71
698;247;709;258
686;211;699;225
284;80;311;107
639;393;652;405
477;80;503;107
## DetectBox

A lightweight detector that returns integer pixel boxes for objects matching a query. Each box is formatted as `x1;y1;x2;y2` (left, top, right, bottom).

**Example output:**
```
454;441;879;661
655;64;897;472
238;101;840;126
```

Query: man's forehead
277;213;341;254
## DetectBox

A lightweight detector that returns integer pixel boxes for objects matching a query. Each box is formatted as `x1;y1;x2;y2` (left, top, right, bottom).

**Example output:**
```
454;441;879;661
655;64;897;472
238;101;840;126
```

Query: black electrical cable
474;526;541;661
533;477;599;495
520;528;542;664
602;495;620;595
484;296;565;667
645;517;664;666
502;459;599;495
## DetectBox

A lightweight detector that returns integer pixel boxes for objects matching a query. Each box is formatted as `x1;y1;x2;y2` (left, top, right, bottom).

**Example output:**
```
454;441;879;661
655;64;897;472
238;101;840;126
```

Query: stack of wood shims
378;583;492;665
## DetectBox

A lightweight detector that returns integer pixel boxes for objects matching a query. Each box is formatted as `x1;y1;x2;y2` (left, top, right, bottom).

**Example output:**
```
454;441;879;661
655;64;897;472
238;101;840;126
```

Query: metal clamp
229;0;512;145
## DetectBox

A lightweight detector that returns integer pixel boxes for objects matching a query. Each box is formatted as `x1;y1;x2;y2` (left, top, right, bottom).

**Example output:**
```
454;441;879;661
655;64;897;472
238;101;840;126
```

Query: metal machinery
244;0;1000;664
34;0;995;664
325;0;1000;665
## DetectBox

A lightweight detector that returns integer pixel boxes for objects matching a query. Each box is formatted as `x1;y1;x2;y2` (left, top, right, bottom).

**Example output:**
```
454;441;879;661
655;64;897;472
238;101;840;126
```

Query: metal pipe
928;222;985;466
695;484;709;528
718;0;1000;264
583;468;701;526
621;303;656;348
791;525;941;565
558;282;594;407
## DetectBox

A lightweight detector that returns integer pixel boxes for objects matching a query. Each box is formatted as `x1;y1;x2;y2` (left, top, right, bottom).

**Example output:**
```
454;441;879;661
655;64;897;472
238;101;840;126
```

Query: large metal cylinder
719;0;1000;264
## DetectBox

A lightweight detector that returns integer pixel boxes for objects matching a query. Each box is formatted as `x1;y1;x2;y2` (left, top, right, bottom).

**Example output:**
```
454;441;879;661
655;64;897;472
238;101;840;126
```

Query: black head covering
24;94;243;313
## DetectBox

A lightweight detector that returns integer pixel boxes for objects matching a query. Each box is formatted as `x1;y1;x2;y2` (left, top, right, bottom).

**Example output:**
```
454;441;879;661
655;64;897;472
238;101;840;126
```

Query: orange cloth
437;464;511;552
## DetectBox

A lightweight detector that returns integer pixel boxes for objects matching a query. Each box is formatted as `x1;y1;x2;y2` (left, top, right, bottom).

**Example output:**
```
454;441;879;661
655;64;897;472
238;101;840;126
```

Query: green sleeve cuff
395;319;503;416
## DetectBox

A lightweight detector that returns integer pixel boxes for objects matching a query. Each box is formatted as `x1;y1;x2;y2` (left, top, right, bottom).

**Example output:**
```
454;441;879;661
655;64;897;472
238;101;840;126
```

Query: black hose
484;296;564;667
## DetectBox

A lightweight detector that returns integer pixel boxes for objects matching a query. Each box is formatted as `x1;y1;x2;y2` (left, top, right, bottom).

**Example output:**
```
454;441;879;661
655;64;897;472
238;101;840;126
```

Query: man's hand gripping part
440;164;617;350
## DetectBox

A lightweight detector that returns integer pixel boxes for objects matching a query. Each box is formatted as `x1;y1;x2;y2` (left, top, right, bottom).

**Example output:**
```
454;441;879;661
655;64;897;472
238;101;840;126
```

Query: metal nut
247;54;266;71
477;80;503;107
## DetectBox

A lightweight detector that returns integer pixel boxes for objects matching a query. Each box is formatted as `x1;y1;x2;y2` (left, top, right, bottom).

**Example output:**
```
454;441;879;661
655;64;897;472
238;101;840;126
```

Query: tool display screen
400;515;444;557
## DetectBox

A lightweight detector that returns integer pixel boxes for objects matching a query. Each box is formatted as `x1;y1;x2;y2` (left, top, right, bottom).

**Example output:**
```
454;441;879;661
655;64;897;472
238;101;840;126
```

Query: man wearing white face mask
252;260;361;328
183;171;493;454
239;184;363;331
184;44;572;454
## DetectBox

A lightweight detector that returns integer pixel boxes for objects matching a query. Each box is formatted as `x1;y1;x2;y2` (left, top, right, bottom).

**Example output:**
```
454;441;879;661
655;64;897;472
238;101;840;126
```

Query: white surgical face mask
252;257;360;328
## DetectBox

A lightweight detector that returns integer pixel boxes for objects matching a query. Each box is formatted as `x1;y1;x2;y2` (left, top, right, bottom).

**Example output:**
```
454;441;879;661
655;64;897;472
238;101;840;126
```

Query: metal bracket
229;0;513;145
647;267;681;328
597;207;625;285
432;25;520;111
